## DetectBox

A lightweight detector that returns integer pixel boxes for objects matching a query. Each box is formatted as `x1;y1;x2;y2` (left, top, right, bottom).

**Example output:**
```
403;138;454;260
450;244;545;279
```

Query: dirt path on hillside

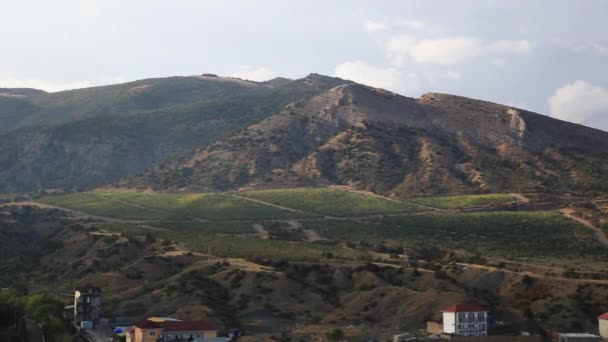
89;193;166;213
561;208;608;246
226;193;325;217
0;202;173;231
510;193;530;203
456;262;608;284
252;223;269;239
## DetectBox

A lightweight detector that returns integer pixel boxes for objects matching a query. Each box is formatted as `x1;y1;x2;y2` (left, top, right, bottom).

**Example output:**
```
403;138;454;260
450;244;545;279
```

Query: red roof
599;312;608;320
161;320;219;332
133;320;162;329
441;304;487;313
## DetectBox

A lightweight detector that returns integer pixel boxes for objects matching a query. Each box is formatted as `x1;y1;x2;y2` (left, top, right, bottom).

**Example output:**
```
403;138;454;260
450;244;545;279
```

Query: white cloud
446;71;462;80
362;19;388;32
0;75;128;92
386;35;533;66
333;60;421;94
548;80;608;126
398;19;425;30
552;39;608;55
333;60;400;90
0;77;95;92
490;40;533;54
230;67;275;82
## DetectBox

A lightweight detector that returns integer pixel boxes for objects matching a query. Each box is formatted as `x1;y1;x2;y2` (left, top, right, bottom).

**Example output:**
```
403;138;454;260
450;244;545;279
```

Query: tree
325;329;345;342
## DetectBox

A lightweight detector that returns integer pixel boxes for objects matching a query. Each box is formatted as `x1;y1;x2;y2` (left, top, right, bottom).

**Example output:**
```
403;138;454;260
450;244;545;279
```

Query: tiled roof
599;312;608;320
132;320;162;329
161;320;219;332
441;304;487;313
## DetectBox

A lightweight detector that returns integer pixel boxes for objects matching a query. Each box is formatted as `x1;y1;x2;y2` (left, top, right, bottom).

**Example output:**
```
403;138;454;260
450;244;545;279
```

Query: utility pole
402;243;410;268
208;244;211;264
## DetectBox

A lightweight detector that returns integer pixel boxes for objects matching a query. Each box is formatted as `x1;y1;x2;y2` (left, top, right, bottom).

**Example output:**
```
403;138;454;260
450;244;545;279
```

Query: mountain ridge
119;82;608;197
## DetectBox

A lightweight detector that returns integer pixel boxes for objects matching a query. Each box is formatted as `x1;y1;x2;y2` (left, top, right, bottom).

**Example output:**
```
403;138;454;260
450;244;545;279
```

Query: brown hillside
121;84;608;197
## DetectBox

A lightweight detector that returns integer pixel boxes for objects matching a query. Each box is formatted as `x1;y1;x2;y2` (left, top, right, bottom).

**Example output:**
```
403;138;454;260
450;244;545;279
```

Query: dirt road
561;208;608;246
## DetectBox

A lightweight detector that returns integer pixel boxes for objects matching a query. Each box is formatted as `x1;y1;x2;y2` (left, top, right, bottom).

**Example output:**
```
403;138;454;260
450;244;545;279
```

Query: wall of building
444;313;456;334
427;321;444;335
599;320;608;341
441;334;542;342
454;312;487;336
203;331;218;339
134;328;163;342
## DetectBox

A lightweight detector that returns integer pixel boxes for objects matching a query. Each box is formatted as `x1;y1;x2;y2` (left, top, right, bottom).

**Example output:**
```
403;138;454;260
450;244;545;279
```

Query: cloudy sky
1;1;607;131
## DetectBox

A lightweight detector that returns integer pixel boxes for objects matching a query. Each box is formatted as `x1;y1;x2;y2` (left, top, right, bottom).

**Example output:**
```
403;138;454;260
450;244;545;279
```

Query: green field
38;191;306;220
38;193;175;219
103;222;368;262
149;221;256;235
410;193;518;209
237;188;422;216
310;211;607;259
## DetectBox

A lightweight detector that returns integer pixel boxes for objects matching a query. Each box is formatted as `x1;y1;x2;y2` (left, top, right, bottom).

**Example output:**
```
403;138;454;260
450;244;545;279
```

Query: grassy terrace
39;191;306;220
410;193;518;209
103;222;368;263
237;188;422;216
149;221;257;235
310;211;607;259
37;192;175;220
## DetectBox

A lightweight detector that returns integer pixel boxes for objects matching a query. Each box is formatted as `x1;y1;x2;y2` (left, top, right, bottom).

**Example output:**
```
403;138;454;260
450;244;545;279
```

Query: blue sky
1;0;607;131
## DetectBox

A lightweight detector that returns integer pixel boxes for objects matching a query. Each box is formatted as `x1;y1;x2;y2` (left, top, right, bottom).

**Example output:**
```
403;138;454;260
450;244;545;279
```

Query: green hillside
0;74;348;193
237;188;421;216
33;188;608;264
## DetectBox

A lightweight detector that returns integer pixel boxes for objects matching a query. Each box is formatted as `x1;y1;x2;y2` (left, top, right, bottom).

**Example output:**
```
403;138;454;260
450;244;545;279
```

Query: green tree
325;329;345;342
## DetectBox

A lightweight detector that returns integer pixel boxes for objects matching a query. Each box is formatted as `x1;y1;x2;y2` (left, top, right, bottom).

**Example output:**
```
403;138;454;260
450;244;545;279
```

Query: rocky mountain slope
122;83;608;197
0;74;347;193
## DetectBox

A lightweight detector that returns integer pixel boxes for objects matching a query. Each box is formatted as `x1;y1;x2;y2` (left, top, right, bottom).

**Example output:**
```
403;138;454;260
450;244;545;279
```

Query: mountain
0;74;348;193
121;83;608;197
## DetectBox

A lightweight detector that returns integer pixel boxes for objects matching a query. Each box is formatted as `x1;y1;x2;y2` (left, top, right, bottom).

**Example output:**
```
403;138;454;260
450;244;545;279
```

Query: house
126;318;219;342
74;286;102;326
441;304;488;336
599;312;608;341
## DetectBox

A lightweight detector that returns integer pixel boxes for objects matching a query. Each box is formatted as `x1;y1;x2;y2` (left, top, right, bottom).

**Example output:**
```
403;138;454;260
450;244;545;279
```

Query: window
149;331;156;337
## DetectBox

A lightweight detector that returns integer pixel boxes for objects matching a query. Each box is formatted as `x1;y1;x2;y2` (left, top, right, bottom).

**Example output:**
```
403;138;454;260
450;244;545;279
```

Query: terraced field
237;188;422;216
37;192;175;220
310;211;606;259
102;222;367;262
410;193;518;209
34;189;608;264
39;191;306;220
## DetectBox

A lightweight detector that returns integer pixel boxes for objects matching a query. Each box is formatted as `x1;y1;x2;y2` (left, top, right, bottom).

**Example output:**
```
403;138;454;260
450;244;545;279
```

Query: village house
599;312;608;341
441;304;488;336
73;286;102;327
126;318;219;342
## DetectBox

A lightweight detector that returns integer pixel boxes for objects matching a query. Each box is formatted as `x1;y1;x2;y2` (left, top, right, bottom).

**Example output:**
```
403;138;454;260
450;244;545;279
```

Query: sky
1;0;607;131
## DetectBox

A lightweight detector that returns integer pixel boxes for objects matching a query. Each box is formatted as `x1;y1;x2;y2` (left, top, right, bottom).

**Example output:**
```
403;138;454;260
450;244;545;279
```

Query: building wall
454;311;487;336
73;290;102;324
444;312;456;334
600;320;608;341
160;330;218;340
134;328;163;342
203;331;218;339
427;321;444;335
441;334;541;342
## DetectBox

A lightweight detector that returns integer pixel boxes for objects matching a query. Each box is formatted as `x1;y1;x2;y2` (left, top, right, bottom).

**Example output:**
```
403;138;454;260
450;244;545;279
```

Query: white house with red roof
599;312;608;341
441;304;488;336
125;318;220;342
